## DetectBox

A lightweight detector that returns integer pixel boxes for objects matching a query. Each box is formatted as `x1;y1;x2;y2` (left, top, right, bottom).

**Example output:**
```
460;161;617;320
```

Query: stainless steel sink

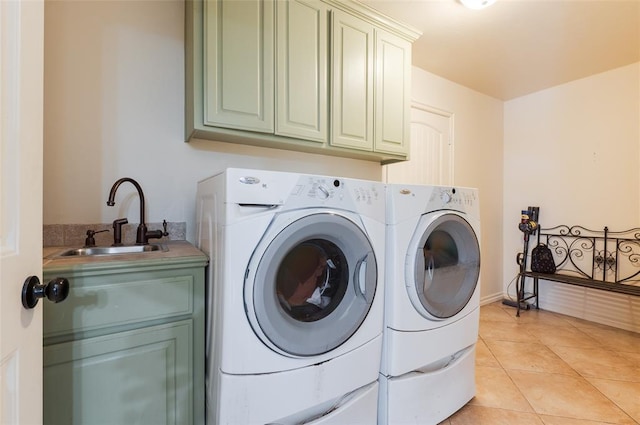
58;244;167;257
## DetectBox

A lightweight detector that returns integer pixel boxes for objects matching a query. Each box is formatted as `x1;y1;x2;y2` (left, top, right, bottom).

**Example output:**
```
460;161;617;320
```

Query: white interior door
384;102;453;186
1;0;45;423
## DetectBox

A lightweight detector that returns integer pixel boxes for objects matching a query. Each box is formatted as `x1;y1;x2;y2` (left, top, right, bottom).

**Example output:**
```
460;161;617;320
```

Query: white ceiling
360;0;640;100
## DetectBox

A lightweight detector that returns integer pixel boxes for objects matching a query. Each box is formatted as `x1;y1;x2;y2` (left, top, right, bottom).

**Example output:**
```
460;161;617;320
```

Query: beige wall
503;63;640;298
43;0;381;243
412;68;505;303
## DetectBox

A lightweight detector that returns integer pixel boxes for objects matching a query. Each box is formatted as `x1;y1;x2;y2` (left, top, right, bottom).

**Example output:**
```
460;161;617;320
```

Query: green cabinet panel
275;0;328;142
330;8;374;151
44;321;192;425
204;0;274;132
44;273;194;338
374;28;411;156
43;249;206;425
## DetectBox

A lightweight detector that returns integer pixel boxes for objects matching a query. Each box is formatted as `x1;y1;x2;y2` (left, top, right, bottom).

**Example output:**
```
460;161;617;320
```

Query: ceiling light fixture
459;0;496;10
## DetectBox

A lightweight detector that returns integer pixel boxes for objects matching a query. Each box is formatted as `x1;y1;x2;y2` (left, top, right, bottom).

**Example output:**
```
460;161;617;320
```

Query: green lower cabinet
44;321;192;425
42;245;206;425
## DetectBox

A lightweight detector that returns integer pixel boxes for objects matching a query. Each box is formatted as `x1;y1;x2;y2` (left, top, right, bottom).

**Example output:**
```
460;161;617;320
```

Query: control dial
317;185;330;199
440;191;452;204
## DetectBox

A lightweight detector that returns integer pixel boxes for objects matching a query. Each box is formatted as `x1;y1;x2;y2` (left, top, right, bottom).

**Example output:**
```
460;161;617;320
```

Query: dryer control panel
292;176;380;203
427;186;479;215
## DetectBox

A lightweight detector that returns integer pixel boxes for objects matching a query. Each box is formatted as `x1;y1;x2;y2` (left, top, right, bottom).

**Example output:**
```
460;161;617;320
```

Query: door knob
21;276;70;309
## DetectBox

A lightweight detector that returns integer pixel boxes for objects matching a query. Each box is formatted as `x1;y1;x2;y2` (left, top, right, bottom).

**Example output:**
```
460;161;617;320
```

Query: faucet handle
144;220;170;244
145;220;170;242
161;219;169;237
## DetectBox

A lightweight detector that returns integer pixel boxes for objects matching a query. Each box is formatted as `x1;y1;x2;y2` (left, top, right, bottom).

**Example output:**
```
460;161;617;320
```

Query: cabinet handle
21;276;70;309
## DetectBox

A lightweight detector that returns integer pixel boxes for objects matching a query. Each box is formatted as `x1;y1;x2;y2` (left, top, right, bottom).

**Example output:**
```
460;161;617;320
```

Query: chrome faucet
107;177;163;245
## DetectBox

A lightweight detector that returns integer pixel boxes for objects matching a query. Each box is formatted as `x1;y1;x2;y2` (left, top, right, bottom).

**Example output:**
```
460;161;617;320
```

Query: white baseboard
480;292;504;306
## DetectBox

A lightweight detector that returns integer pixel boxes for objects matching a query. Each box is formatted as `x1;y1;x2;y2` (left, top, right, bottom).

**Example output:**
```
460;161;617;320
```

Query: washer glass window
248;213;377;356
276;239;348;322
413;214;480;318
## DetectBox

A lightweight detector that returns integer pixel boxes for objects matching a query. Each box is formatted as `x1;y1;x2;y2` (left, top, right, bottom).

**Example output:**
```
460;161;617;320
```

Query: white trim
481;293;505;306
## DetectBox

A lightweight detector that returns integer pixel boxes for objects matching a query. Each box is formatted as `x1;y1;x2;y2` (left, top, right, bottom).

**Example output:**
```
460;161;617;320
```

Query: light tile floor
439;301;640;425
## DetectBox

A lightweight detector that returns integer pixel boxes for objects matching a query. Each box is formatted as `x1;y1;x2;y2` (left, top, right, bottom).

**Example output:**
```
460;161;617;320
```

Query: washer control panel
291;177;339;200
284;175;384;224
226;169;383;218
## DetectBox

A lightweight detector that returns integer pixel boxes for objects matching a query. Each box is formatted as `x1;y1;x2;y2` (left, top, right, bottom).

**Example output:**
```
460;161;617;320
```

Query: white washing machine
196;168;385;424
379;184;481;424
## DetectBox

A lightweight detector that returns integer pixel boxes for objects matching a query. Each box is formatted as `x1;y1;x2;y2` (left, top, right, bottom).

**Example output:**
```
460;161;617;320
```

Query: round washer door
406;212;480;319
245;212;377;357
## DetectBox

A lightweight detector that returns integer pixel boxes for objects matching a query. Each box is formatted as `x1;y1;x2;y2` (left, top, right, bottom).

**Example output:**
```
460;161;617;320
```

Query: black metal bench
516;225;640;316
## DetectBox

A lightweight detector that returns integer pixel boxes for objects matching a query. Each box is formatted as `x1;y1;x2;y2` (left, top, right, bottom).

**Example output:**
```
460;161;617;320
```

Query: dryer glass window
276;240;348;322
414;214;480;318
424;231;458;269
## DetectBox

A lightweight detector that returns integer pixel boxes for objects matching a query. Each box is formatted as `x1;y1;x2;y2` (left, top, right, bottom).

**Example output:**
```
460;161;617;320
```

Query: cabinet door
43;321;192;425
204;0;274;132
330;9;374;151
275;0;328;142
374;29;411;156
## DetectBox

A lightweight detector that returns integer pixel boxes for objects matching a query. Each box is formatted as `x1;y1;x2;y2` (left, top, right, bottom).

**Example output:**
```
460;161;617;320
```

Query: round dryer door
407;212;480;319
246;213;377;357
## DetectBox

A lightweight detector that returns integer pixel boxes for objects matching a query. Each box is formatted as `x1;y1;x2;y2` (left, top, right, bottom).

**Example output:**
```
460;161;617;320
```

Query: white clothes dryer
196;168;385;425
379;184;481;424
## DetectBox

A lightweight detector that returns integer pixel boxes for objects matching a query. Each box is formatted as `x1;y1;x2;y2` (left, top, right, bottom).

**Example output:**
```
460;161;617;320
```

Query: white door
1;0;45;423
384;103;453;185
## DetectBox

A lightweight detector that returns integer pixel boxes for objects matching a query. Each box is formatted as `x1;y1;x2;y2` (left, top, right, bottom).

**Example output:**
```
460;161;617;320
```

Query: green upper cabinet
186;0;421;163
198;0;329;141
374;28;412;156
276;0;328;142
204;0;275;132
330;6;412;156
330;8;374;151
